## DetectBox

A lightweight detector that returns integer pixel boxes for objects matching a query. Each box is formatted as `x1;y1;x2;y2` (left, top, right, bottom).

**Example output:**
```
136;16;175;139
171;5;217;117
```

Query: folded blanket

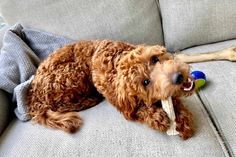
0;24;73;121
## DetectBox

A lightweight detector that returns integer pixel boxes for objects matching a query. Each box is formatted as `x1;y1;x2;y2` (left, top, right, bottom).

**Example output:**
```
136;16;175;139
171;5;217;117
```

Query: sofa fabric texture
0;26;11;135
0;0;164;45
0;95;226;157
183;39;236;156
159;0;236;51
0;0;235;156
0;24;231;157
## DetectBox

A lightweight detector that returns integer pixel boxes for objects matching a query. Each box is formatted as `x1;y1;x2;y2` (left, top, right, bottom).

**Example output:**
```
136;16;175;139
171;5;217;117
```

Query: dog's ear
115;79;139;120
151;45;173;60
114;49;150;120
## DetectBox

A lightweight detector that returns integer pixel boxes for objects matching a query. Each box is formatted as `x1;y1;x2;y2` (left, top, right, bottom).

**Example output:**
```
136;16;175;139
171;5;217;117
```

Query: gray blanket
0;24;73;121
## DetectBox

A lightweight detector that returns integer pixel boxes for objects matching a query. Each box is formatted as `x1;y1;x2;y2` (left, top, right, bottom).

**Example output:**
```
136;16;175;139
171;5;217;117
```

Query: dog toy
161;71;206;136
161;97;179;136
191;71;206;89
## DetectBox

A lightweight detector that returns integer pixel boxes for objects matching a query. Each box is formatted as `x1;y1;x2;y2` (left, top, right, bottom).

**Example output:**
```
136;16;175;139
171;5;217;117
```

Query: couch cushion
0;95;226;156
0;0;163;45
159;0;236;52
0;26;11;134
182;39;236;156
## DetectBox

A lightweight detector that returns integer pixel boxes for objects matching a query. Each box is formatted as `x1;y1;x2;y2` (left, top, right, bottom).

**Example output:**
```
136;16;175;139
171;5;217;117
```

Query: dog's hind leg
58;93;104;112
28;72;102;133
75;95;104;111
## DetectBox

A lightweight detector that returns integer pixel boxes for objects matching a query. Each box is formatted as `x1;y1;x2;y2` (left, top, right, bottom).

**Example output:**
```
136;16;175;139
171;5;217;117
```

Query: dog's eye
151;55;159;64
143;79;150;86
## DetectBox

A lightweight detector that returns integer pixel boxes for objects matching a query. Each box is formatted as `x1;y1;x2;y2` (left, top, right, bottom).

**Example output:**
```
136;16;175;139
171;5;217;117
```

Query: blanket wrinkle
0;23;72;121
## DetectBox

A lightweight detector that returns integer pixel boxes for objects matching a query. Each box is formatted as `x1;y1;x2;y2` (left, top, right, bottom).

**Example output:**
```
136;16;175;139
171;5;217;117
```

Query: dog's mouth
181;77;195;92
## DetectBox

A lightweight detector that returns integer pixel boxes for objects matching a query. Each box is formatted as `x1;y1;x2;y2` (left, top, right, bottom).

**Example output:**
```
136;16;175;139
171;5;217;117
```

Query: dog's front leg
173;98;194;140
136;105;170;132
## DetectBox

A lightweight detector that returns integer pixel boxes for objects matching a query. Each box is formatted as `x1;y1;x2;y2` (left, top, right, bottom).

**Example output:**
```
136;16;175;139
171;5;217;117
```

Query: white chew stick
161;97;179;135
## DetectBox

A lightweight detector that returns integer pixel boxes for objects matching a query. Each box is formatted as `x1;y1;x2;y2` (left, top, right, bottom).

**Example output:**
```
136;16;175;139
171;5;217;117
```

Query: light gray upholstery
159;0;236;52
0;1;235;156
0;26;11;135
0;0;163;45
0;95;226;157
183;39;236;156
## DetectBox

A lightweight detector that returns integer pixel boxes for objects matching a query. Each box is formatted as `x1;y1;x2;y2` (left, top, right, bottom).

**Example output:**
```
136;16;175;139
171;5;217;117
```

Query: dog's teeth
183;80;194;91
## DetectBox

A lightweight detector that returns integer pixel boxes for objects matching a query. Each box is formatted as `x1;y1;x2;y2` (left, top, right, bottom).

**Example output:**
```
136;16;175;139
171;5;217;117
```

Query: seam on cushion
195;93;234;157
154;0;165;46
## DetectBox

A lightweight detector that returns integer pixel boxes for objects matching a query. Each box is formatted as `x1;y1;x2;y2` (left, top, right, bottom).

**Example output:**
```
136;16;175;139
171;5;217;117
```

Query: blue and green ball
191;71;206;90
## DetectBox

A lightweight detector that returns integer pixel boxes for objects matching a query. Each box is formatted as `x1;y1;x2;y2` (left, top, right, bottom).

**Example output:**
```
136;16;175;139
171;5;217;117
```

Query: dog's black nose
172;72;184;85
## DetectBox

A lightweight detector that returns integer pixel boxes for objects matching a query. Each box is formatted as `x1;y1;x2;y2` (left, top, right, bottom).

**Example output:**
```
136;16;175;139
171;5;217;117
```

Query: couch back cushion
0;0;163;45
159;0;236;51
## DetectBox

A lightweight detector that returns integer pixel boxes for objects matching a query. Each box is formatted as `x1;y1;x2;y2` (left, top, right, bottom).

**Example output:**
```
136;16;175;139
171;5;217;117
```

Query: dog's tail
32;110;82;133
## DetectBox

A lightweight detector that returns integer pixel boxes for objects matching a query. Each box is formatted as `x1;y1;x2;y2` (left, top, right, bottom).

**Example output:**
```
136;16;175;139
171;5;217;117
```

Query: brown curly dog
27;40;195;139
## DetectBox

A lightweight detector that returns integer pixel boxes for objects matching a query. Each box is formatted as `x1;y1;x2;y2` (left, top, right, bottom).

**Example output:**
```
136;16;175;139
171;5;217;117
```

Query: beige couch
0;0;235;156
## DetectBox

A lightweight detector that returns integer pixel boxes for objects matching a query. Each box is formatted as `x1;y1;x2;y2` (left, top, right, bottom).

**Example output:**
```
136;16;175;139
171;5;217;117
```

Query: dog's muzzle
172;72;195;92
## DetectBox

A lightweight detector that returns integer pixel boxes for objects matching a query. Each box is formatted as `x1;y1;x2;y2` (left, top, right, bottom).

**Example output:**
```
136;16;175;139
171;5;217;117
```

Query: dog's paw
176;113;194;140
151;109;170;132
177;124;194;140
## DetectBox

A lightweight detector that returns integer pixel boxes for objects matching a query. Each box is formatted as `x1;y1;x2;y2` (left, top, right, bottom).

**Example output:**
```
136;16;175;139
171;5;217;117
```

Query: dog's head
115;45;195;118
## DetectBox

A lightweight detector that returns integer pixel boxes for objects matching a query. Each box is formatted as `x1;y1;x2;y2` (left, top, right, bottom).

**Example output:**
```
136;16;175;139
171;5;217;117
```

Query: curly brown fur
173;98;194;140
27;40;195;139
136;104;170;132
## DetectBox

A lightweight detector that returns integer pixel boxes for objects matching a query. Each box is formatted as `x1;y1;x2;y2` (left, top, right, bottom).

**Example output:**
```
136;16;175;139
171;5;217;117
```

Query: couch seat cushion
0;95;226;156
182;39;236;156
